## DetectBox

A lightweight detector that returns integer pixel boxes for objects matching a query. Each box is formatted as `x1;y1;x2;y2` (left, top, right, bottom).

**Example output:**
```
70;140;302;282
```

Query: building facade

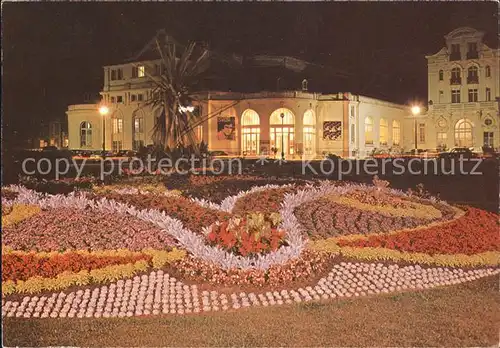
421;27;500;151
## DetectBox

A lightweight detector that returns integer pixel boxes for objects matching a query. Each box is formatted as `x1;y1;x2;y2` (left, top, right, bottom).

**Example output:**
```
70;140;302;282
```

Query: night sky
2;2;497;147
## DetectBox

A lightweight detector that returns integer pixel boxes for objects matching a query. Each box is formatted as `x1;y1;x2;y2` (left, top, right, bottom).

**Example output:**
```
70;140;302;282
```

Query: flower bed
3;252;150;282
170;250;330;287
206;213;287;256
2;207;176;252
95;192;231;233
337;207;500;255
2;204;41;227
232;187;296;215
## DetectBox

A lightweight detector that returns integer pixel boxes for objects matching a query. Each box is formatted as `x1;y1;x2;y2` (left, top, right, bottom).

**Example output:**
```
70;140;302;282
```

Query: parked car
438;147;476;159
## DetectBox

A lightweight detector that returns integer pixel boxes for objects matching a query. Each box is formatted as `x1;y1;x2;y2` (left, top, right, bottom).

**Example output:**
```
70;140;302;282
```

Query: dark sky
2;2;497;144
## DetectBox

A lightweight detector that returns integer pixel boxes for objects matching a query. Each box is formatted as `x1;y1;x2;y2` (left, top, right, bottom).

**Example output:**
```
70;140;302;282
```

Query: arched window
132;114;144;150
379;118;388;145
455;118;473;147
241;109;260;155
485;66;491;77
303;110;316;156
302;79;308;91
80;121;92;147
392;120;401;146
112;117;123;134
365;116;373;145
467;66;478;83
439;70;444;81
270;108;295;157
451;67;461;84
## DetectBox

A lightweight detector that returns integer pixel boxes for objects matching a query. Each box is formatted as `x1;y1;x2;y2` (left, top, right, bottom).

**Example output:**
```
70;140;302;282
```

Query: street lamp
280;112;285;161
411;105;421;152
99;105;109;159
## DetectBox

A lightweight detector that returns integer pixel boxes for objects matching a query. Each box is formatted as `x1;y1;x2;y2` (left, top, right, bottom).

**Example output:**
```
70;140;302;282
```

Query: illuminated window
241;109;260;155
455;119;473;147
303;110;316;156
133;116;144;133
270;108;295;156
112;118;123;134
437;131;447;146
379;118;388;145
392;120;400;146
79;121;92;147
365;116;373;145
138;65;145;77
116;96;123;104
484;132;494;147
418;123;426;143
112;141;123;153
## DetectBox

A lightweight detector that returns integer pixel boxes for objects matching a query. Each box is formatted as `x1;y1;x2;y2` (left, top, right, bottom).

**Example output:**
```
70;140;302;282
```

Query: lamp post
99;105;109;159
280;112;285;161
411;105;421;152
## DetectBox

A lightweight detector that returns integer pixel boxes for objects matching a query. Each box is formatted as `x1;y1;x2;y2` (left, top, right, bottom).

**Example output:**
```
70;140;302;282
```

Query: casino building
66;27;499;158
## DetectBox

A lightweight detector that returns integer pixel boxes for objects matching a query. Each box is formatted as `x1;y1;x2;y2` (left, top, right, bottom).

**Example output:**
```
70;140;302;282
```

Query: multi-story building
420;26;499;151
67;56;410;158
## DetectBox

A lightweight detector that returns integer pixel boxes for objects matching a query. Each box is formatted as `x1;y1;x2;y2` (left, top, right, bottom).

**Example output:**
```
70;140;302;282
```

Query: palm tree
133;32;211;154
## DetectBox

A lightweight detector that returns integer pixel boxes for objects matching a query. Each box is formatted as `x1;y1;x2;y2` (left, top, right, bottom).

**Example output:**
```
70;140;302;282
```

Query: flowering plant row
171;250;330;287
3;207;176;252
2;248;186;295
337;207;500;255
231;187;298;215
2;204;41;227
94;192;231;234
2;252;150;282
206;213;287;256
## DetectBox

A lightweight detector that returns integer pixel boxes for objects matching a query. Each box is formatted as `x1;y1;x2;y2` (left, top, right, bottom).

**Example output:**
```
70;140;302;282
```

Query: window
116;96;123;104
137;94;143;102
79;121;92;147
467;66;478;84
350;106;355;118
439;70;444;81
379;118;388;145
241;109;261;155
131;95;137;102
439;90;444;103
468;89;478;102
303;110;316;156
133;140;145;151
350;124;355;144
437;131;447;146
133;117;144;133
138;65;145;78
111;70;116;81
418;123;426;143
270;108;295;156
450;67;461;84
112;118;123;134
117;68;123;80
110;96;116;103
364;116;373;145
392;120;400;146
112;141;123;153
467;42;478;59
483;132;494;147
486;88;491;102
455;119;473;147
450;44;461;60
451;90;461;103
485;66;491;77
195;125;203;143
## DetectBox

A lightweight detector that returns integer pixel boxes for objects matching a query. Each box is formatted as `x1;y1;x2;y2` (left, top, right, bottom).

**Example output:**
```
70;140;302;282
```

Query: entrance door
270;126;294;156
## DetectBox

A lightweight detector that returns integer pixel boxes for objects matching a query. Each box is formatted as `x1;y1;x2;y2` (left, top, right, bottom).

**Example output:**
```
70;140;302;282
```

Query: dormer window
450;44;461;61
467;42;478;59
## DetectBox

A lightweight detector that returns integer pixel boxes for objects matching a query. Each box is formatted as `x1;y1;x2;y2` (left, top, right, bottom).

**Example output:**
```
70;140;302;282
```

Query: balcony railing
466;51;479;59
467;76;479;84
450;77;462;85
449;52;461;61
